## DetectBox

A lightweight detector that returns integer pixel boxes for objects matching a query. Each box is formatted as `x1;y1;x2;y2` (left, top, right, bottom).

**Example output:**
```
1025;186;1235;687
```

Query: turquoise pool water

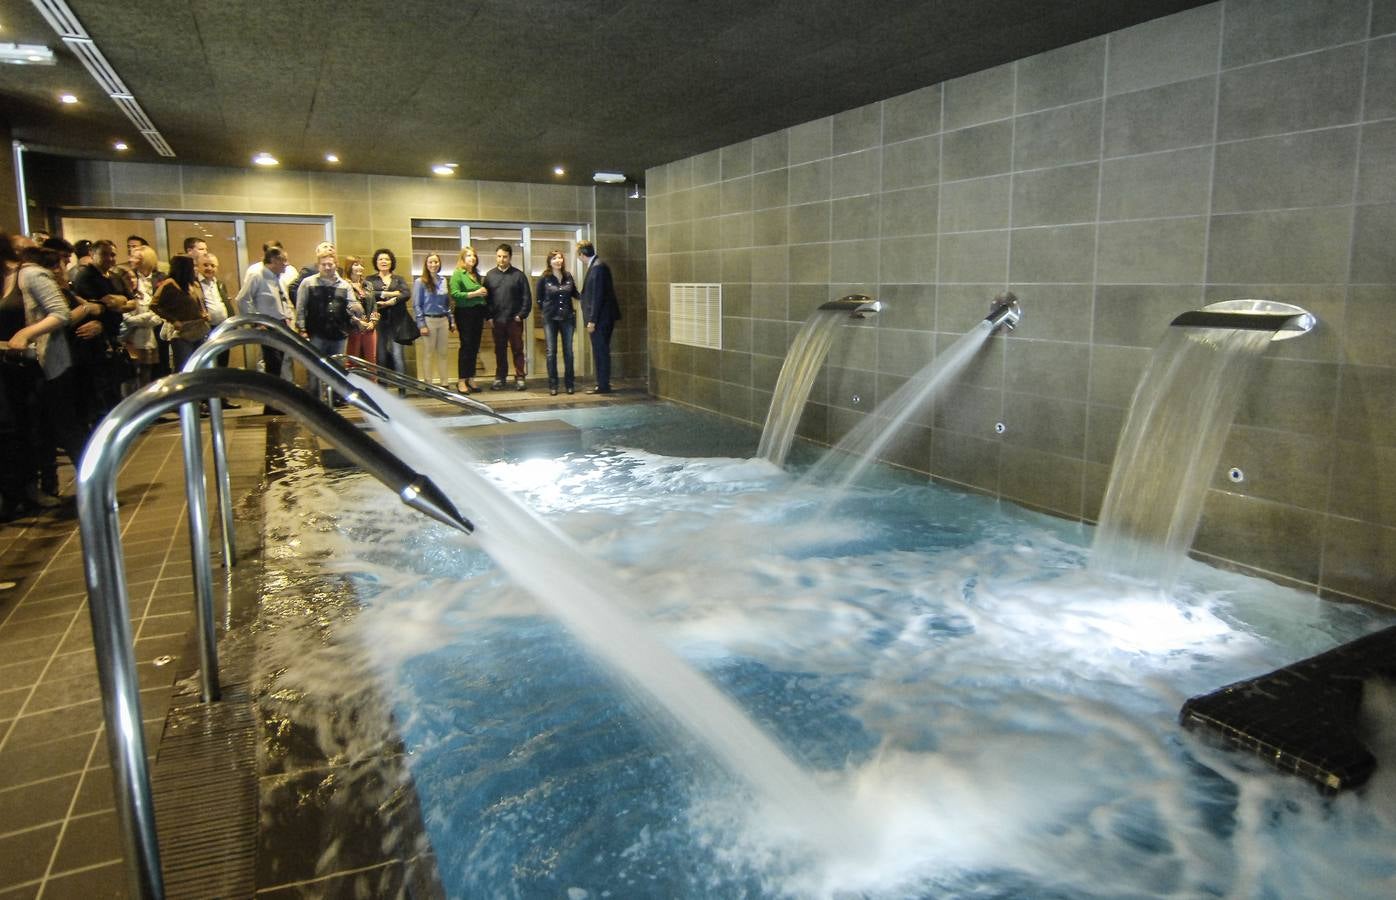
261;402;1396;899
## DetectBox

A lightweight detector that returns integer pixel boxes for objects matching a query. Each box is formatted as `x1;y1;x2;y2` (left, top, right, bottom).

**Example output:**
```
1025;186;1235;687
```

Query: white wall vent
669;283;722;349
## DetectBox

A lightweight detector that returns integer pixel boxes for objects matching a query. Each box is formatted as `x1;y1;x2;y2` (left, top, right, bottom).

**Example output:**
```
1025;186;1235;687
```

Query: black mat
1179;625;1396;792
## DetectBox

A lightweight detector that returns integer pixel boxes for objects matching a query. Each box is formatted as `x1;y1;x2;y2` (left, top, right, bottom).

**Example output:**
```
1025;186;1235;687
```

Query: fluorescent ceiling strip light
30;0;175;157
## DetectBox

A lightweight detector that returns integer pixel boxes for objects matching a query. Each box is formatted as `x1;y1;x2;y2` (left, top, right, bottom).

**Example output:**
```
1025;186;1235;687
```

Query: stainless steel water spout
78;368;472;900
985;292;1022;332
818;294;883;318
1169;299;1316;341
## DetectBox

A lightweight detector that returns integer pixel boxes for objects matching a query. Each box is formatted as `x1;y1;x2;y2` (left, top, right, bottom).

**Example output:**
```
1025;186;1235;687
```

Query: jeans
171;336;206;373
307;334;347;402
542;317;575;389
378;336;406;375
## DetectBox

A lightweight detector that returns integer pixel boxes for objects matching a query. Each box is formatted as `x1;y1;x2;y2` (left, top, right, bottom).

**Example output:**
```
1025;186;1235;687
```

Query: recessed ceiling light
553;166;565;176
59;92;77;104
325;153;339;163
113;141;128;151
252;152;278;166
432;164;455;176
592;171;625;184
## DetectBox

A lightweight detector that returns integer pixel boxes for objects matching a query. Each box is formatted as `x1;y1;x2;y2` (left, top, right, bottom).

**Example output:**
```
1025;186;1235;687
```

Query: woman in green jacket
449;245;489;393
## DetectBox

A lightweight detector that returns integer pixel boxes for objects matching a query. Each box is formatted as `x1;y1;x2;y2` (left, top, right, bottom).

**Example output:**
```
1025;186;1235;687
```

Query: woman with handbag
366;248;413;379
151;255;210;372
343;256;377;365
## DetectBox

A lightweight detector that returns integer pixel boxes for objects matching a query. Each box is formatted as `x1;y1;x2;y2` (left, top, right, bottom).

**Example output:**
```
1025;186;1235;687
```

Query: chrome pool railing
329;353;516;423
185;315;387;571
78;369;472;900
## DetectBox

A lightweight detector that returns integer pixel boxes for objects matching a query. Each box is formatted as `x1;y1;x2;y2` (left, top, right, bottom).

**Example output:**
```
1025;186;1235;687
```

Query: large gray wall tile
1217;48;1364;141
940;175;1011;233
1358;120;1396;204
1367;37;1396;121
1212;127;1358;212
1012;162;1100;226
1103;76;1217;157
939;230;1008;284
1208;207;1353;284
788;160;831;204
944;64;1016;130
831;195;880;241
942;121;1014;181
752;131;789;172
1010;224;1098;283
1017;37;1105;113
1014;101;1103;170
1107;3;1221;95
721;141;753;180
1376;0;1396;35
1222;0;1370;68
883;84;942;143
789;117;833;165
880;186;939;237
833;103;882;155
1099;148;1211;220
1351;202;1396;283
1093;284;1201;347
881;136;939;191
831;149;880;199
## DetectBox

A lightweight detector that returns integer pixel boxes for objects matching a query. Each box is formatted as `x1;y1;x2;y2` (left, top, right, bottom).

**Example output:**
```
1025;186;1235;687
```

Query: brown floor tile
40;859;130;899
0;613;76;644
0;733;96;790
3;593;85;624
4;699;104;746
0;774;80;832
0;823;59;887
26;672;101;714
0;659;46;690
49;810;124;874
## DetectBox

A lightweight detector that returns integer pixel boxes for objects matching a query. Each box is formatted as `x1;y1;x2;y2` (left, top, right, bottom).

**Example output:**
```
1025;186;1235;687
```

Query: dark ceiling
1;0;1210;186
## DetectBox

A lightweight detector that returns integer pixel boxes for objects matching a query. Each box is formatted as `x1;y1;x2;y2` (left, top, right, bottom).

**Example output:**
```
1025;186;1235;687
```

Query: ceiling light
252;152;278;166
113;140;128;151
553;166;565;176
59;92;77;104
432;164;455;176
0;42;55;65
325;153;339;163
592;171;625;184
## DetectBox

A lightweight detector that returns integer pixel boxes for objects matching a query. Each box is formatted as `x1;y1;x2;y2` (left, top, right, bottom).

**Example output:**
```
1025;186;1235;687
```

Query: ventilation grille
670;283;722;349
63;37;127;94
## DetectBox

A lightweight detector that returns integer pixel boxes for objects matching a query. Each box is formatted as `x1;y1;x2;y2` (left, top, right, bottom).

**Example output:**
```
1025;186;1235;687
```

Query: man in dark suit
577;240;620;394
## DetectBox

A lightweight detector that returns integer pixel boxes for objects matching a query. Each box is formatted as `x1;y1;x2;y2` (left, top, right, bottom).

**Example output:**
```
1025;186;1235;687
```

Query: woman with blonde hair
412;252;452;385
448;246;488;393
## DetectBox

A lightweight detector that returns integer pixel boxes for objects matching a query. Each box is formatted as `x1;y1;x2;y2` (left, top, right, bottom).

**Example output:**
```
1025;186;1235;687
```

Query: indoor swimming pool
255;402;1396;899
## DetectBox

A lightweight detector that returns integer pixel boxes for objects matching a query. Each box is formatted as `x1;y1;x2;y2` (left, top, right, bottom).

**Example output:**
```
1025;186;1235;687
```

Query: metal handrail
185;315;388;573
78;369;472;900
330;353;516;423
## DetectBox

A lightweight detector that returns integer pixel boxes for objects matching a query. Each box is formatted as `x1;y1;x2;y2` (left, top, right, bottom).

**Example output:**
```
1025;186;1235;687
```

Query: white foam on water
257;410;1396;898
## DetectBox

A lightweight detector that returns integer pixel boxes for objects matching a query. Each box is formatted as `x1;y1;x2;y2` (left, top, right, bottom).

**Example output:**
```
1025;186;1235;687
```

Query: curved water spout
757;294;882;466
77;368;470;900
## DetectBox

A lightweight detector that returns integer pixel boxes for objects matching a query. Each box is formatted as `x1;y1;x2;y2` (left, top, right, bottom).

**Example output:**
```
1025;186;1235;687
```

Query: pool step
1179;625;1396;792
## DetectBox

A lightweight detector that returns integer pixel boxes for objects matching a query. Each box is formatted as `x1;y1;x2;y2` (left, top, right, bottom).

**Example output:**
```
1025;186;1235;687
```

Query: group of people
0;227;622;520
0;230;238;519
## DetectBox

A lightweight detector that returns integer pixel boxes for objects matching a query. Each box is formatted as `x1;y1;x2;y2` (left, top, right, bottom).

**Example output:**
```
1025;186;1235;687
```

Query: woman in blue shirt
535;249;579;395
412;253;453;385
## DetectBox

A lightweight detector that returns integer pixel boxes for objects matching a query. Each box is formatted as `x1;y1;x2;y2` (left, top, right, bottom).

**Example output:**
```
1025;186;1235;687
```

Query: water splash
1092;327;1273;587
800;320;994;499
757;310;848;466
352;377;868;855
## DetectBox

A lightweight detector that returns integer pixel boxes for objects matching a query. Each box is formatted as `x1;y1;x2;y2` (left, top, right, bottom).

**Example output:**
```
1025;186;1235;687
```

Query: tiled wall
24;159;648;379
646;0;1396;607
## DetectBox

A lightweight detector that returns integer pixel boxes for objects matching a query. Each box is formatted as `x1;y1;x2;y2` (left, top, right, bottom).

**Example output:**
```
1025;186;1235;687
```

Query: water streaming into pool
258;402;1396;899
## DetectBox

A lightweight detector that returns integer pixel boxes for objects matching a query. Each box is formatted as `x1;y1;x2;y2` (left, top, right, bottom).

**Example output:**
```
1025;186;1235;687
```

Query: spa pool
257;401;1396;899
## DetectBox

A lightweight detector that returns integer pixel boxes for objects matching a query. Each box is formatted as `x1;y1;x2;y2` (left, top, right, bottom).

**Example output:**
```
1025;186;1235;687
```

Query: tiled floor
0;379;644;898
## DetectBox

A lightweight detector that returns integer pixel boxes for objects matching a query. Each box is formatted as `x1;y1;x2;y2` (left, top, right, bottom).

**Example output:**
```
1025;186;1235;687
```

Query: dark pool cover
1179;625;1396;792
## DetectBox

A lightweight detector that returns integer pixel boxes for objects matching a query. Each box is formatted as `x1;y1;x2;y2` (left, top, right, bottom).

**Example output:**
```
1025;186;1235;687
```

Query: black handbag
393;311;419;346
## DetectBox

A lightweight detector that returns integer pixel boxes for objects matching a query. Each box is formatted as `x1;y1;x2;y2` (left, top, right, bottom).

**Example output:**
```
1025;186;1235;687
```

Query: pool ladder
78;351;474;898
329;353;515;423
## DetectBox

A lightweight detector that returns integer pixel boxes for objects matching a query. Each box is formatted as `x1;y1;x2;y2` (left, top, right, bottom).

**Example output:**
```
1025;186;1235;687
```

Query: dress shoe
550;388;558;396
586;387;613;395
515;378;526;391
491;380;504;391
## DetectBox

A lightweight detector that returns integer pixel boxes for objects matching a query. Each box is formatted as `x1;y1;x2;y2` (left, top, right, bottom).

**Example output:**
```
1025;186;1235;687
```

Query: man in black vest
577;240;620;394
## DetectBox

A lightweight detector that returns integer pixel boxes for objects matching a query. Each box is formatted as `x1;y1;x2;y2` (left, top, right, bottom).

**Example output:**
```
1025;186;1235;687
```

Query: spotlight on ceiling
113;140;128;151
59;92;78;104
252;152;278;166
433;163;456;176
592;171;625;184
553;166;565;176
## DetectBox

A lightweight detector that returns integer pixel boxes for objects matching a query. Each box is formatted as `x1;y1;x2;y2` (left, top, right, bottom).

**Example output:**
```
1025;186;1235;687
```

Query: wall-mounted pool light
252;152;278;166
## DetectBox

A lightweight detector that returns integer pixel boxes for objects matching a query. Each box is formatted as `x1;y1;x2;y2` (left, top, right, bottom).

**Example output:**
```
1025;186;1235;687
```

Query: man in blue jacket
577;240;620;394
